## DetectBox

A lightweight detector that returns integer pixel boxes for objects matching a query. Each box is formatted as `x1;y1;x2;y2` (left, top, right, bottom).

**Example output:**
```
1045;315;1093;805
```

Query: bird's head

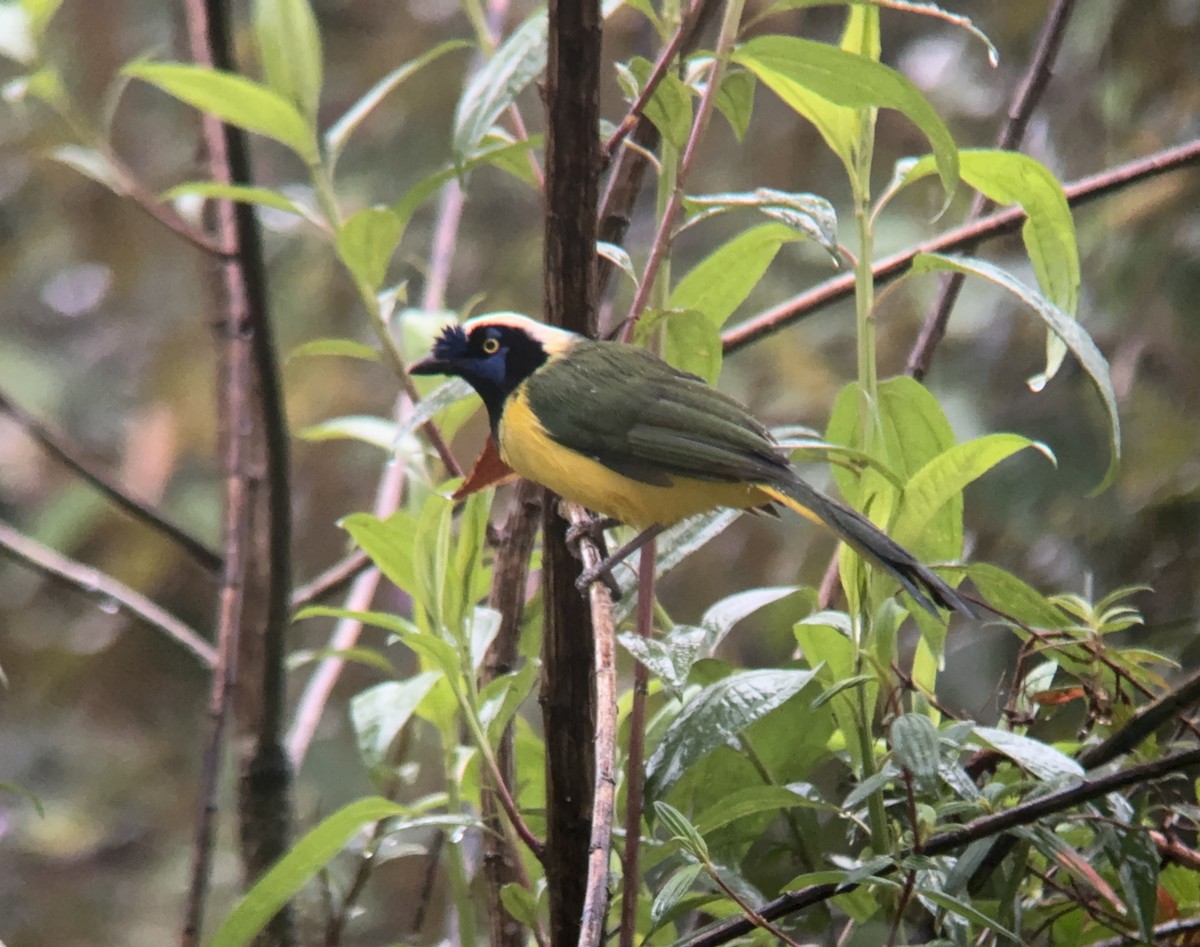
410;313;578;426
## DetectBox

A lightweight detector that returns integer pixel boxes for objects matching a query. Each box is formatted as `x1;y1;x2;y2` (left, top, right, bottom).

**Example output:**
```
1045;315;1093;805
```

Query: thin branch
565;501;620;947
1088;916;1200;947
0;517;215;667
677;744;1200;947
0;388;222;574
289;549;372;610
906;0;1077;380
722;139;1200;352
620;0;747;340
618;541;655;947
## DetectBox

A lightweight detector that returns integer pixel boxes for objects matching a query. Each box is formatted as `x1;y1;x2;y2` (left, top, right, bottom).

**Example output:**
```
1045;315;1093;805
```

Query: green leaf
733;35;957;200
478;660;539;739
645;668;819;799
668;222;802;329
340;512;416;593
653;801;709;859
499;883;541;928
619;56;692;150
911;252;1120;492
123;62;316;163
336;206;404;295
890;713;940;782
651;863;704;926
161;181;308;217
913;885;1020;942
453;10;546;157
700;585;800;652
287;338;380;362
971;726;1083;780
681;188;839;260
890;433;1052;556
297;415;397;450
253;0;323;121
325;40;470;167
350;672;442;776
715;68;755;141
619;626;705;691
19;0;63;44
662;309;723;384
207;797;406;947
889;150;1078;386
693;784;834;835
963;563;1071;629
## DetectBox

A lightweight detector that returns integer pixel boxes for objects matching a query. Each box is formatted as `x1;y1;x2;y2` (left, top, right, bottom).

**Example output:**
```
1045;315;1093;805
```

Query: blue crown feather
432;323;469;360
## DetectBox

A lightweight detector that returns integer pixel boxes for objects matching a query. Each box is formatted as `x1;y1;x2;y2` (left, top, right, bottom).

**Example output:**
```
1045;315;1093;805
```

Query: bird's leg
565;516;620;547
574;524;665;594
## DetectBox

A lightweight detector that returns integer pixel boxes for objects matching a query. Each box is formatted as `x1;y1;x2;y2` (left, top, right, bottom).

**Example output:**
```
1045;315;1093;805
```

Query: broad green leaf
297;415;396;450
207;797;407;947
123;62;316;163
350;672;442;776
733;35;957;199
396;378;476;442
963;563;1072;629
911;252;1120;492
668;222;802;329
618;627;705;691
618;56;692;150
716;68;756;141
681;188;839;259
651;863;704;927
700;585;800;653
888;150;1078;386
393;137;542;227
48;145;127;195
453;10;546;157
287;645;395;675
890;713;940;782
478;660;539;739
287;338;380;362
693;784;834;835
253;0;322;121
499;883;541;929
645;668;819;799
340;512;416;593
914;885;1020;942
162;181;307;217
971;726;1083;780
337;206;404;295
293;605;418;638
326;40;470;167
890;433;1052;556
662;309;723;384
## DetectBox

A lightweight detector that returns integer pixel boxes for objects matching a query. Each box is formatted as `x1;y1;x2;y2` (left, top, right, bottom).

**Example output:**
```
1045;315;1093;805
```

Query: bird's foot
575;560;623;599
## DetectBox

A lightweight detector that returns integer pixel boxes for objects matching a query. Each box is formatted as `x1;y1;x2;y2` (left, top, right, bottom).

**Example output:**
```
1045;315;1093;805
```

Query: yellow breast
497;387;768;529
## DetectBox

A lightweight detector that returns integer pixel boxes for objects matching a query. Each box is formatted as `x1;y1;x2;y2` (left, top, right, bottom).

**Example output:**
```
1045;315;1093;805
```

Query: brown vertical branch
481;478;543;947
180;1;295;946
541;0;603;943
906;0;1078;380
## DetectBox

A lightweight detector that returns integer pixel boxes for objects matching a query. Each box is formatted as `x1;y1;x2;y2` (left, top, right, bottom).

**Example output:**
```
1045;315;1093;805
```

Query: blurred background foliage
0;0;1197;944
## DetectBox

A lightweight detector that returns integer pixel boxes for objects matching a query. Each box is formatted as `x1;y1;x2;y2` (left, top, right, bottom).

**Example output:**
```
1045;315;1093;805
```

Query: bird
410;312;973;617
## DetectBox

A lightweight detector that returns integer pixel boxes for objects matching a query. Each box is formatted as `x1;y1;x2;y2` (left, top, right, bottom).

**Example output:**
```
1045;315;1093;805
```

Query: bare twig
677;744;1200;947
0;388;222;573
566;502;620;947
1087;916;1200;947
722;139;1200;352
620;0;747;340
0;518;215;667
906;0;1078;380
618;541;655;947
289;549;372;610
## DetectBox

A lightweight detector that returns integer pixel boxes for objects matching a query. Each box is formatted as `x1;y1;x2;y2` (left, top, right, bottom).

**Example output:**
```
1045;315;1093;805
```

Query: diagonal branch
722;139;1200;352
0;388;222;573
0;518;215;667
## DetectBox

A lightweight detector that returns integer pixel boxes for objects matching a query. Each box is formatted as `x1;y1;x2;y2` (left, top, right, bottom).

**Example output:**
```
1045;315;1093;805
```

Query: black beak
410;355;450;376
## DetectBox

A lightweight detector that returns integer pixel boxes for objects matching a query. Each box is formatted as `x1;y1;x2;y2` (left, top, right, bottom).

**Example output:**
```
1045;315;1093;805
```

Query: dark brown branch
0;388;222;573
0;517;215;667
677;744;1200;947
722;139;1200;353
906;0;1078;380
542;0;603;942
180;0;295;944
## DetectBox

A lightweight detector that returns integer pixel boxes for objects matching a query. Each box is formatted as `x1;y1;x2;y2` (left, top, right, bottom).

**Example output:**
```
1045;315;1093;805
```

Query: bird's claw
575;562;622;600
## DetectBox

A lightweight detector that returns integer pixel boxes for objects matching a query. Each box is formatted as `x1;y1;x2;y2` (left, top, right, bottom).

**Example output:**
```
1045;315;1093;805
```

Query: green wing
524;341;790;486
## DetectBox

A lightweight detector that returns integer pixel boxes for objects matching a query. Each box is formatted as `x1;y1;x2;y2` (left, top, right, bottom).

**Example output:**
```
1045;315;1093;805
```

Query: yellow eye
481;337;501;355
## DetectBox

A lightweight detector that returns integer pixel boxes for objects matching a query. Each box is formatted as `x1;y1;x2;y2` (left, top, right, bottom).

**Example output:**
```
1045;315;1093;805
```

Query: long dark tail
757;478;975;618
